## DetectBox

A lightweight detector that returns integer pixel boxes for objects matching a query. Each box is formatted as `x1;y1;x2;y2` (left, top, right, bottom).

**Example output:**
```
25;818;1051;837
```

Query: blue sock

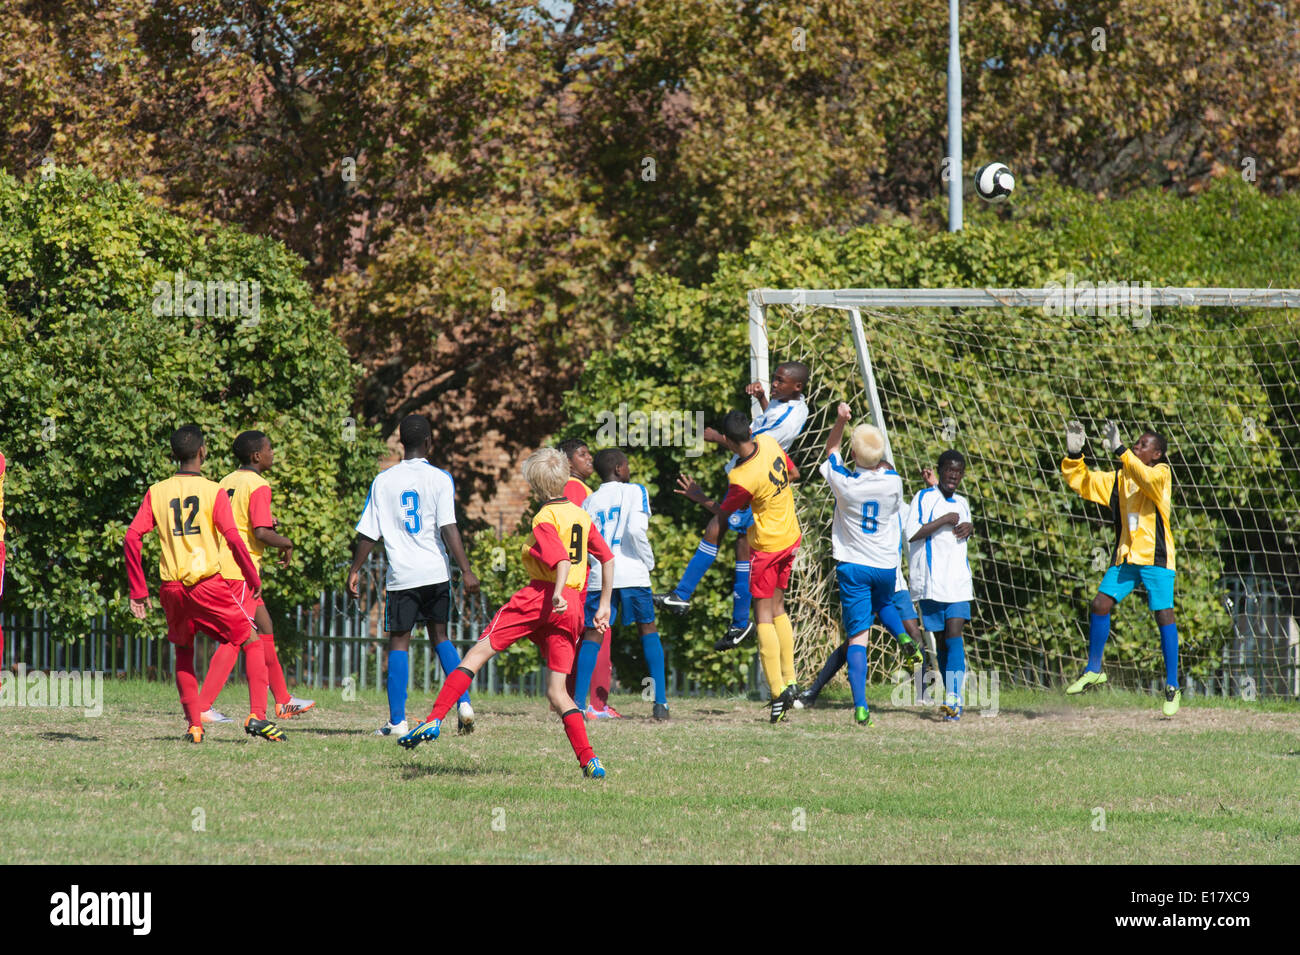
731;561;752;628
944;636;966;701
674;540;718;600
1087;613;1111;672
641;632;667;704
573;640;601;710
387;650;408;725
877;603;905;638
1159;622;1179;688
846;645;868;709
435;640;471;705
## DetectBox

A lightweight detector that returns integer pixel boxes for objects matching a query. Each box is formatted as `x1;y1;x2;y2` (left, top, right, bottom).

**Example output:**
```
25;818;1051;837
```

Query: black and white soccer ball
974;162;1015;202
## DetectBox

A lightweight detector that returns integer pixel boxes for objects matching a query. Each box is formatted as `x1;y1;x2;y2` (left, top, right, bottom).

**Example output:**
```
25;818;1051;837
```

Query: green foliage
563;177;1300;689
0;167;383;639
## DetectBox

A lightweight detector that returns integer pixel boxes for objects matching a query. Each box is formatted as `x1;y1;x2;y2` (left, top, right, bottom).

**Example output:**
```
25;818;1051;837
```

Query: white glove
1103;420;1124;454
1066;420;1086;455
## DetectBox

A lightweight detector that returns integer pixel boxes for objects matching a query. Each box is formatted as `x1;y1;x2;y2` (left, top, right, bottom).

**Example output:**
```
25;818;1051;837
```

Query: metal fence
0;553;760;699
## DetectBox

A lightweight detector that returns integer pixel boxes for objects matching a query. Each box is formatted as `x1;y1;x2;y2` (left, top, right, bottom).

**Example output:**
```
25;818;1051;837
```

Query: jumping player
199;430;315;724
656;362;809;651
399;448;615;779
346;415;480;738
677;410;802;721
1061;420;1181;715
906;449;974;720
815;404;911;725
558;437;618;717
124;424;286;742
575;448;669;720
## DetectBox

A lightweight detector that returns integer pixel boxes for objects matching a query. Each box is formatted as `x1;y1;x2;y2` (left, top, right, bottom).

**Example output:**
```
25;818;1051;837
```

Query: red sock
242;639;270;720
175;646;202;728
199;642;239;711
562;709;595;767
261;634;291;705
428;668;473;722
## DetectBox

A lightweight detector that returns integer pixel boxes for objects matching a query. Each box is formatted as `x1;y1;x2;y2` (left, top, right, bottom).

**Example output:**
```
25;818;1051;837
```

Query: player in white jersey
816;403;912;725
906;449;974;720
573;449;670;720
655;361;810;651
346;415;481;737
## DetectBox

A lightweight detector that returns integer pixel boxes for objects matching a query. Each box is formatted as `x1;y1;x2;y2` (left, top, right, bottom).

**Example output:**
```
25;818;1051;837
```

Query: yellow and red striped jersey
521;499;613;589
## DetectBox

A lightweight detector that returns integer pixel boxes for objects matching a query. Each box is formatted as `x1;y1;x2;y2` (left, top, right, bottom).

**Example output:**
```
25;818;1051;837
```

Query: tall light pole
947;0;963;231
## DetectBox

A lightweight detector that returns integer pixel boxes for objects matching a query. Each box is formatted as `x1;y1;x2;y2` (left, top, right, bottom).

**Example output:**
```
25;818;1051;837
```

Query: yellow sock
756;623;785;696
774;613;796;687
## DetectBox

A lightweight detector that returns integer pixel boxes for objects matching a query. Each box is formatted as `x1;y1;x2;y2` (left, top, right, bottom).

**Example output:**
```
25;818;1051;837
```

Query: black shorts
384;582;450;634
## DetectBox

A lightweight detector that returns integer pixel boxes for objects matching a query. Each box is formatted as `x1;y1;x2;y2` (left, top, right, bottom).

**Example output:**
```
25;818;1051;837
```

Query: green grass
1;679;1297;864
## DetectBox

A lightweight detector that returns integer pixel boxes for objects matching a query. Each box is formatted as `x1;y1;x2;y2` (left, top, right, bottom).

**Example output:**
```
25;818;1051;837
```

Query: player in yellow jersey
678;411;803;722
1061;420;1182;716
124;425;286;742
399;448;616;778
199;430;315;724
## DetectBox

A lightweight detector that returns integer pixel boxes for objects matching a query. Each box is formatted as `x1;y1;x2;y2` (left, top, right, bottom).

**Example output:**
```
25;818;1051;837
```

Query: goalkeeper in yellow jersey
1060;420;1182;715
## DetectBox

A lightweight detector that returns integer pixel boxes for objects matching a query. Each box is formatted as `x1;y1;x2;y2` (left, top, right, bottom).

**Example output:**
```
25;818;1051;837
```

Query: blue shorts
836;563;900;637
892;589;918;622
919;599;971;633
584;586;657;629
727;507;755;532
1099;563;1175;612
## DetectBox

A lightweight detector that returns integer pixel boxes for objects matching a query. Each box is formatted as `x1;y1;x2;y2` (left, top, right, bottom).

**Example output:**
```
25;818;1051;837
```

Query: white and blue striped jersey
819;452;903;568
726;396;809;471
905;486;973;602
355;458;457;590
583;481;655;591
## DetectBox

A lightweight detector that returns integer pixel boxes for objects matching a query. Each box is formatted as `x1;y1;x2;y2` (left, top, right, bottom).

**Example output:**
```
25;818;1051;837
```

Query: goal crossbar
749;287;1300;309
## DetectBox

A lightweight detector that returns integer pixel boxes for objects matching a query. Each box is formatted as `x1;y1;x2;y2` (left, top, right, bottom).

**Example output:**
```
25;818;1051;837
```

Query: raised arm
1119;449;1171;502
824;402;853;458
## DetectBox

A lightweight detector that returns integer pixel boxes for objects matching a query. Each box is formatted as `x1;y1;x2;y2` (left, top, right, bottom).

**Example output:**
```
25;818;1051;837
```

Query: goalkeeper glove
1065;420;1086;455
1103;420;1124;454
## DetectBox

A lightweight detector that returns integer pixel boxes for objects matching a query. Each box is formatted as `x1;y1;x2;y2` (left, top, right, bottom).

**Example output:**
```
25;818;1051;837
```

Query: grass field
2;678;1298;864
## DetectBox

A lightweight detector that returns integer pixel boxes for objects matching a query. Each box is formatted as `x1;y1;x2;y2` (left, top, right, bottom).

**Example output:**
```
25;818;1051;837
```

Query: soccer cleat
184;725;204;744
652;592;691;615
275;696;316;720
792;686;818;710
769;684;795;723
602;703;623;719
583;757;606;779
896;635;924;668
457;701;476;735
200;708;233;724
398;719;441;750
854;705;874;727
941;693;963;721
1162;685;1182;717
244;716;288;742
374;720;409;737
1065;670;1108;695
713;619;756;651
652;702;670;721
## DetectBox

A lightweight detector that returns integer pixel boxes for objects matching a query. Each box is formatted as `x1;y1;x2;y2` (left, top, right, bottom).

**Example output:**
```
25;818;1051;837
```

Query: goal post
747;286;1300;701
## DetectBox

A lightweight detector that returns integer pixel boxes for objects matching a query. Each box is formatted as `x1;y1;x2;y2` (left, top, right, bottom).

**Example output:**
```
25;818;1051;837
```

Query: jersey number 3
401;490;421;534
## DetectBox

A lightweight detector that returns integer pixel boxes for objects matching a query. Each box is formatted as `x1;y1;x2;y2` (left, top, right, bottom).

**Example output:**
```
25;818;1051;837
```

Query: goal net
749;287;1300;700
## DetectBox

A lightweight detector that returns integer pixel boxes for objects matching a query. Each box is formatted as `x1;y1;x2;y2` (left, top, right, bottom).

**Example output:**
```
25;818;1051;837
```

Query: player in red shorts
123;424;286;743
198;430;315;724
399;447;615;779
677;410;803;722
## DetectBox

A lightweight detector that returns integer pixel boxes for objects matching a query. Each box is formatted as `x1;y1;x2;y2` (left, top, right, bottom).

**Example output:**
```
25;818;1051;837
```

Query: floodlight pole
947;0;962;232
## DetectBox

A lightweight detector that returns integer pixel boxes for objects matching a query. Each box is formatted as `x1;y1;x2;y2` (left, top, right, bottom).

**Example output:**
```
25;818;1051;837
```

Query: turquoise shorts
1099;563;1175;612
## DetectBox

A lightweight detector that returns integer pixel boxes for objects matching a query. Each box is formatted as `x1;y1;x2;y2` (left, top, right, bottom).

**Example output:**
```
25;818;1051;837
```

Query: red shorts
0;541;5;600
159;576;253;648
481;580;585;674
223;576;264;627
750;537;801;599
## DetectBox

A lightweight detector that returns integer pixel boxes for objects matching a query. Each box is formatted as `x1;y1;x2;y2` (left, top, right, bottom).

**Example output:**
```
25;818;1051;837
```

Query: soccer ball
974;162;1015;202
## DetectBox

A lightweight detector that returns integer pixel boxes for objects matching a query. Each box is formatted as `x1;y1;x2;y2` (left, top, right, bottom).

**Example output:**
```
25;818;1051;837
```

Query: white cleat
200;708;233;724
457;701;476;735
375;720;408;738
275;696;317;719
